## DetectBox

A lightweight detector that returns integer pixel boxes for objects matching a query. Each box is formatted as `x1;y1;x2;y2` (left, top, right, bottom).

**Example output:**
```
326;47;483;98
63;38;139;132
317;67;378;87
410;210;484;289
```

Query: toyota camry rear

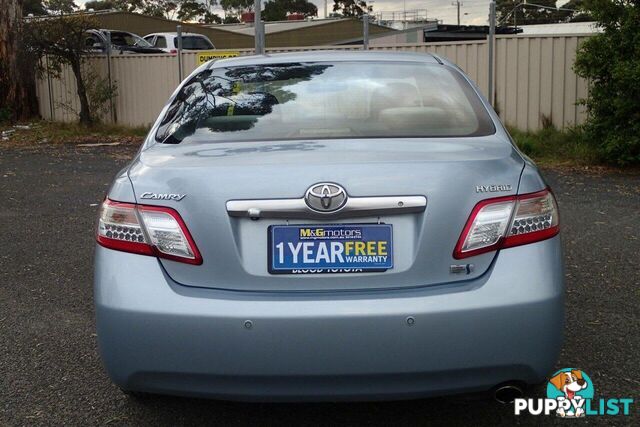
94;51;564;401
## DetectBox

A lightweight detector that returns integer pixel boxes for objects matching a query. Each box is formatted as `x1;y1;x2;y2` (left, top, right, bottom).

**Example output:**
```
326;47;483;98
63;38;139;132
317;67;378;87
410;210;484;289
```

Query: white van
143;32;215;53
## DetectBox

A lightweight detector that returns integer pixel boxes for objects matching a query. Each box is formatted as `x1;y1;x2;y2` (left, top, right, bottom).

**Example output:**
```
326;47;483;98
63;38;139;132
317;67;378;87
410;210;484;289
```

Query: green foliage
23;13;99;124
0;120;149;145
332;0;371;17
84;0;116;11
139;0;181;18
85;68;118;122
43;0;78;14
223;15;241;23
22;0;48;16
574;0;640;165
496;0;571;25
178;0;206;21
174;0;221;23
562;0;595;22
220;0;253;18
23;14;96;73
82;0;220;23
263;0;317;21
510;126;600;166
108;0;144;13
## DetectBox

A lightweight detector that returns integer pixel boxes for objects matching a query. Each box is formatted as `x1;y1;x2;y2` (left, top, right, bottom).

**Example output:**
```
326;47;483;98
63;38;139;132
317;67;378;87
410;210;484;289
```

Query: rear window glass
156;62;494;144
155;36;167;48
176;36;213;50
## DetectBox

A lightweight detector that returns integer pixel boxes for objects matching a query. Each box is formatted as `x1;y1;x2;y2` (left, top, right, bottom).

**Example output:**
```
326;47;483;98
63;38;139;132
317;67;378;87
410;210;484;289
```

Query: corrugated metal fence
35;34;590;131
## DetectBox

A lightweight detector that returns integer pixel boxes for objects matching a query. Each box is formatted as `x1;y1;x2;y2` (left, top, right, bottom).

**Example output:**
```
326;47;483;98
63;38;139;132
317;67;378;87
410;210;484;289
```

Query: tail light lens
97;199;202;265
454;189;559;259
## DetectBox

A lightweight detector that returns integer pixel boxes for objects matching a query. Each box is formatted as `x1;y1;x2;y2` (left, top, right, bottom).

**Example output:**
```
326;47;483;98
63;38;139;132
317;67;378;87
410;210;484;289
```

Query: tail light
96;199;202;265
453;189;559;259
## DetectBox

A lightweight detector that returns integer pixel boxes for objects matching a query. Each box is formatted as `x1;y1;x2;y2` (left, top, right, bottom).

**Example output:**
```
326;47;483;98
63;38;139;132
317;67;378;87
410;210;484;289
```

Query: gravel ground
0;144;638;426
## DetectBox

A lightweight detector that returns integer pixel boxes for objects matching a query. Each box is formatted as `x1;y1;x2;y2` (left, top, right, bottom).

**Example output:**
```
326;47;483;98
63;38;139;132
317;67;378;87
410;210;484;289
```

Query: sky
76;1;570;26
76;0;494;25
313;0;494;26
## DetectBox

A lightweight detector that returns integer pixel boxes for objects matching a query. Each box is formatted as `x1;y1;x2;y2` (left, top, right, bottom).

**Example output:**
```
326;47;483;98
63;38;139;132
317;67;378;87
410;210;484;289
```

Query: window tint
110;32;152;47
175;36;213;50
156;62;495;144
155;36;167;48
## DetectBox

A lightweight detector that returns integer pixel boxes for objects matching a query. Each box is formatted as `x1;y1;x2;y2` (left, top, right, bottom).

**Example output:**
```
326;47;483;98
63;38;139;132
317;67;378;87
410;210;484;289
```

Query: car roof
99;29;137;35
208;50;444;68
145;32;208;37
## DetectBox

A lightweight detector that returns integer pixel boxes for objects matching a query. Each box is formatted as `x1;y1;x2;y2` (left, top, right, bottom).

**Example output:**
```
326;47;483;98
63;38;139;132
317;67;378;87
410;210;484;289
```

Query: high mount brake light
96;199;202;265
453;189;559;259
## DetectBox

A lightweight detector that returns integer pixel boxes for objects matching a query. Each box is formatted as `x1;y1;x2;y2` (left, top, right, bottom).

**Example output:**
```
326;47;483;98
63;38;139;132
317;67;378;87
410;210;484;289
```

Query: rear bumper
94;236;564;401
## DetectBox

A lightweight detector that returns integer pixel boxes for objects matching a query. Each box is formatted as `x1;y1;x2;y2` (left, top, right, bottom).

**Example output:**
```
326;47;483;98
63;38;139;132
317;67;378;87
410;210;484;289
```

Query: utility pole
324;0;327;18
176;25;183;83
452;0;463;26
488;0;496;106
363;13;369;50
254;0;264;55
403;0;406;29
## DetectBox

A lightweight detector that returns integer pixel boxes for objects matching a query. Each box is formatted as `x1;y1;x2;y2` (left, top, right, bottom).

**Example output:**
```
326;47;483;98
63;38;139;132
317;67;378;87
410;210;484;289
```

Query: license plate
268;224;393;274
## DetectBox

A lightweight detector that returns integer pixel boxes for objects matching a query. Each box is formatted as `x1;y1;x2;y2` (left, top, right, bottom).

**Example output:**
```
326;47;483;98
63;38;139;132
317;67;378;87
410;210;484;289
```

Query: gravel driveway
1;144;638;426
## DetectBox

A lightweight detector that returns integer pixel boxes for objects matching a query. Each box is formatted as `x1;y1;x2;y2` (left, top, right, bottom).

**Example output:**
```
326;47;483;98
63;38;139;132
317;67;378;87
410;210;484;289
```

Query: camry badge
140;192;186;201
305;183;347;213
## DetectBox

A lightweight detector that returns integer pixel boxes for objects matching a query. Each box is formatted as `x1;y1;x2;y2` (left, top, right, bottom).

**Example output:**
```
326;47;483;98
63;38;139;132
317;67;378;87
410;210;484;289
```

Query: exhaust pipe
494;383;524;404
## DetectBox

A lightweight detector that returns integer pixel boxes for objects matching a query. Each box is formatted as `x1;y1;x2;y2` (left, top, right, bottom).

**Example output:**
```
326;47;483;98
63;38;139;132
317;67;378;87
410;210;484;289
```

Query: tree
176;0;222;23
496;0;567;25
23;12;100;125
133;0;220;22
574;0;640;165
23;0;48;16
110;0;143;12
84;0;116;11
332;0;371;17
561;0;594;22
223;15;240;23
81;0;222;23
44;0;78;14
197;0;220;22
220;0;253;19
177;0;207;20
201;11;223;23
0;0;39;122
263;0;317;21
140;0;181;19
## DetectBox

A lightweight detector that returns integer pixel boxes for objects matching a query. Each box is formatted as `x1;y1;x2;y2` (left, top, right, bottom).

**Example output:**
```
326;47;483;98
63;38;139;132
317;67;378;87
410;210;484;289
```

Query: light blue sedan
94;51;563;402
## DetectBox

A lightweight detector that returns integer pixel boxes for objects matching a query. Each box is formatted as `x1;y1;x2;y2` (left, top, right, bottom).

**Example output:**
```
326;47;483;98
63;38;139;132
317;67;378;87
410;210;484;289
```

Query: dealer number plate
268;224;393;274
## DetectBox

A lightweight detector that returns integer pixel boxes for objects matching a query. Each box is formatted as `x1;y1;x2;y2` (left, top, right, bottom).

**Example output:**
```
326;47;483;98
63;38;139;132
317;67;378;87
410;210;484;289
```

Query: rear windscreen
177;36;213;50
156;61;495;144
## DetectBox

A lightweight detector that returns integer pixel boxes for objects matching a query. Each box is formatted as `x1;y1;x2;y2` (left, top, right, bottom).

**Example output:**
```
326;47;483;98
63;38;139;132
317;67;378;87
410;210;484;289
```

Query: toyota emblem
305;183;348;213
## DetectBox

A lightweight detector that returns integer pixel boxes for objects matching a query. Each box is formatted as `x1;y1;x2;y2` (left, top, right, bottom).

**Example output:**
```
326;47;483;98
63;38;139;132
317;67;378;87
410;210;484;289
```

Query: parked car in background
143;32;215;53
85;29;164;54
95;51;564;402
